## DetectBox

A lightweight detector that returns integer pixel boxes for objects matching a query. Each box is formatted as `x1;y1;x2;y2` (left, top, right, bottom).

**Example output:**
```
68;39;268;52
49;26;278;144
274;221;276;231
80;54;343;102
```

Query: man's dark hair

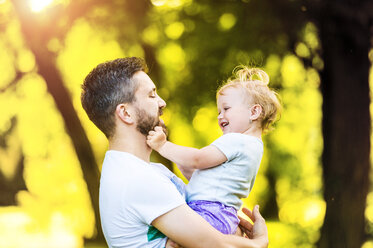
81;57;148;138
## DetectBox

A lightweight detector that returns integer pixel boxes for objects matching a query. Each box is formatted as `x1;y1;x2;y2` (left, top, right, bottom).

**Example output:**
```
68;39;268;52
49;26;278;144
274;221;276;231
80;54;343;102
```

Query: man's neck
109;129;152;163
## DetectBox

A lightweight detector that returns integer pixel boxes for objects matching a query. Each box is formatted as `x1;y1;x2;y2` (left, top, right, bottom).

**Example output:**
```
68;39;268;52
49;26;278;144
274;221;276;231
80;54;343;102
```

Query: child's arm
177;164;195;181
147;126;227;171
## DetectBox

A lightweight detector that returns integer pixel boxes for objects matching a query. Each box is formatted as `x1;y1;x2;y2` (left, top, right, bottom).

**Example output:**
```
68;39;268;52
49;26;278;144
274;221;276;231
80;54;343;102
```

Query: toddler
147;66;281;234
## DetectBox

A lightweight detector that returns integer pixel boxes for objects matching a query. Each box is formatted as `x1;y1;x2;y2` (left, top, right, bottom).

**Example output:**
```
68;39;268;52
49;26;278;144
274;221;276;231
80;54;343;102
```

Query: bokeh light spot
219;13;236;31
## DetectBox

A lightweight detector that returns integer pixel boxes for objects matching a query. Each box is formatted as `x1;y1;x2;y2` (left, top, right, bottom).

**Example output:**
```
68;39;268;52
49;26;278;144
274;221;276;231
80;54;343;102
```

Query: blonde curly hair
217;66;282;133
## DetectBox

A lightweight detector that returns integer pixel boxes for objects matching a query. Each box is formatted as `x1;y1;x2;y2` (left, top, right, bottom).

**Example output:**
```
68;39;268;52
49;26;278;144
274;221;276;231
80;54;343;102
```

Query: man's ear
116;103;134;124
250;104;262;121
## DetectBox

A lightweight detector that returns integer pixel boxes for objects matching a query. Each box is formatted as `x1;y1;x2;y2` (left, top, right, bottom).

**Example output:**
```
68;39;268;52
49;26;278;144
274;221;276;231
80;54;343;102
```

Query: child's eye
224;107;230;111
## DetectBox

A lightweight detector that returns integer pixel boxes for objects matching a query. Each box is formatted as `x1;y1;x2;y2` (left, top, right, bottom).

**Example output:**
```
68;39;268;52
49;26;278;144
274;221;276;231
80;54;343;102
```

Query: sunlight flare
29;0;54;12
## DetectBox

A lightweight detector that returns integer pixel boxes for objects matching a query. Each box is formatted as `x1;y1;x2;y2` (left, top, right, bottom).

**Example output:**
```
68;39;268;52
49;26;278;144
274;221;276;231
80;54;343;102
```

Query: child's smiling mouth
220;121;229;128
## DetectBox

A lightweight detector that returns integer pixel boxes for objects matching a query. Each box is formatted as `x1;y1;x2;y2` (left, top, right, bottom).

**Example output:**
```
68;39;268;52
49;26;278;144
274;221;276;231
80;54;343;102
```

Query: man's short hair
81;57;148;138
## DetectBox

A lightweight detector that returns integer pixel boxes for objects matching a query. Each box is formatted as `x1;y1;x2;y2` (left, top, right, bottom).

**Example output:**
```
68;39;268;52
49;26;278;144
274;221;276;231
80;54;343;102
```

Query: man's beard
135;107;168;136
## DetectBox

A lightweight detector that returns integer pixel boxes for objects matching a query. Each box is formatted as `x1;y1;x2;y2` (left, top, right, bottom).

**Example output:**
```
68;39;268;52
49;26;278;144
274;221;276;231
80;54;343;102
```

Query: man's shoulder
102;150;150;172
150;162;172;175
100;151;162;189
104;150;146;163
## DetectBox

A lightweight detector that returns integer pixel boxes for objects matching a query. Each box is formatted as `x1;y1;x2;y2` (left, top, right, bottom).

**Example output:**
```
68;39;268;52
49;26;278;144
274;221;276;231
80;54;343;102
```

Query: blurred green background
0;0;372;247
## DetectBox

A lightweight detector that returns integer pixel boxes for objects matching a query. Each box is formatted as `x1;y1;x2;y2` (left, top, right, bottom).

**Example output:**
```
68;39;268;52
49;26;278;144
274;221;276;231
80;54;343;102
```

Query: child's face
217;87;252;134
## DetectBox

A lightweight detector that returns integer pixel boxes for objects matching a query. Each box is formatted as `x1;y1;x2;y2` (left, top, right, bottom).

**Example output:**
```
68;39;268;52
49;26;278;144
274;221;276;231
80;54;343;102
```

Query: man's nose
158;96;166;109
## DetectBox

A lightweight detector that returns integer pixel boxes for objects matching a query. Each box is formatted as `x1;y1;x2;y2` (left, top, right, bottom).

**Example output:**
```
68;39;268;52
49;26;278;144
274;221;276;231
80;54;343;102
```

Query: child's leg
188;200;239;235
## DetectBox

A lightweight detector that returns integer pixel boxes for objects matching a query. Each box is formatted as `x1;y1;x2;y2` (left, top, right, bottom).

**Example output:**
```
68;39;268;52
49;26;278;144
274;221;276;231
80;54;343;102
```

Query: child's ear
116;103;134;124
250;104;262;121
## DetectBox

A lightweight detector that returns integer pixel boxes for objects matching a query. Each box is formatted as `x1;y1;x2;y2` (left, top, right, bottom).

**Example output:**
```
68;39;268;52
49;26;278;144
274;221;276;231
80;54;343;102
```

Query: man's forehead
133;71;156;92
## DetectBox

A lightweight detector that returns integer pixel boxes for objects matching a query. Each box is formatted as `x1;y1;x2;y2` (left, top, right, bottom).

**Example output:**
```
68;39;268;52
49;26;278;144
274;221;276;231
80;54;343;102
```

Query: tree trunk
0;117;28;206
318;1;371;247
11;0;104;242
0;155;26;206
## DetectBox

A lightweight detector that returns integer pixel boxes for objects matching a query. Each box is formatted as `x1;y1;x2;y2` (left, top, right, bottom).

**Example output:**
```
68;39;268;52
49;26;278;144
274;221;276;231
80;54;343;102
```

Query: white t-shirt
99;150;186;248
186;133;263;210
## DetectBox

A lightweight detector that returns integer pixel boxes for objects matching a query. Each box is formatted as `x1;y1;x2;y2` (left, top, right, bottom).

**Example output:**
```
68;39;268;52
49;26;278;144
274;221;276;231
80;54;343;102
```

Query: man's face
131;71;166;136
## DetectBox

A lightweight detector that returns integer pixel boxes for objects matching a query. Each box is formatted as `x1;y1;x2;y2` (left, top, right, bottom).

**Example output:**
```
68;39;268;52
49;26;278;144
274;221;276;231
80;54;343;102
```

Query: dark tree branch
0;71;24;93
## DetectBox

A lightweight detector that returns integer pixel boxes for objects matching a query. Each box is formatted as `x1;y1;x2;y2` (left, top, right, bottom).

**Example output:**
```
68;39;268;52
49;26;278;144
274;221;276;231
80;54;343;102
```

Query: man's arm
152;204;268;248
147;126;227;171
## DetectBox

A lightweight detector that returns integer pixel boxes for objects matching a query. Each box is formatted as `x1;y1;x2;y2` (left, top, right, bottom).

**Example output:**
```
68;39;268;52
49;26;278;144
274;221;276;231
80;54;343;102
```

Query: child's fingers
148;131;155;136
154;126;163;132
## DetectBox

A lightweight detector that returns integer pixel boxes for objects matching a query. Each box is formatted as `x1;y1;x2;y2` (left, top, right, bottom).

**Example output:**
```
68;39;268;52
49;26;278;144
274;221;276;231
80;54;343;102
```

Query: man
81;57;269;248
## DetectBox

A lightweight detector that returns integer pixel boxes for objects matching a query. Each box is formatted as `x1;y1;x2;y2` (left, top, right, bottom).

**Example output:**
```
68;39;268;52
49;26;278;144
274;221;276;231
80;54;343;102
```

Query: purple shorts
188;200;239;234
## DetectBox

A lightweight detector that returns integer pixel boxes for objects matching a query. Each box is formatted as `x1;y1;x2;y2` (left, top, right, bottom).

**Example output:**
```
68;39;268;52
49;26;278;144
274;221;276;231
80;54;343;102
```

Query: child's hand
147;126;167;151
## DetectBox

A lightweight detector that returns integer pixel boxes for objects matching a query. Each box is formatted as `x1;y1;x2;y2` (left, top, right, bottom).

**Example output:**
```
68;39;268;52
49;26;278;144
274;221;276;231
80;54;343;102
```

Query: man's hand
166;238;183;248
238;205;268;247
147;126;167;151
